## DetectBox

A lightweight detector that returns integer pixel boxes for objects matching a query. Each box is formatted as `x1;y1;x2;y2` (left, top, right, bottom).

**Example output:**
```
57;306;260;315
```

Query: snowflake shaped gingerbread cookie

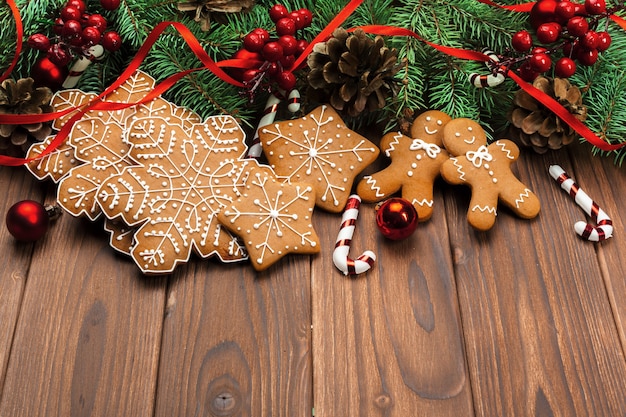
217;168;320;271
96;115;253;274
440;118;540;231
356;110;451;221
258;105;379;213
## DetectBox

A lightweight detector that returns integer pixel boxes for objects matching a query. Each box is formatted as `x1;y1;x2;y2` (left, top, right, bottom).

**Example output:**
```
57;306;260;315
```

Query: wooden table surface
1;138;626;417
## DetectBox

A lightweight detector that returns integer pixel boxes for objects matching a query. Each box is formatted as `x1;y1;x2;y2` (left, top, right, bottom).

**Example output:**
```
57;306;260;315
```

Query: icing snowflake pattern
259;105;379;213
217;170;320;271
96;115;251;274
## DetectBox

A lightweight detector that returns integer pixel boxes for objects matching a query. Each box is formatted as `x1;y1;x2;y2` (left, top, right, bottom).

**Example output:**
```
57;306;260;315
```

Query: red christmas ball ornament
30;57;68;90
375;198;418;240
100;0;121;11
5;201;50;241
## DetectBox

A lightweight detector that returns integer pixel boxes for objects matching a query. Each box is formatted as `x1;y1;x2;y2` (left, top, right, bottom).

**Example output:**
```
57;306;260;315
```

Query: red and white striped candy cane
62;45;105;89
333;194;376;276
247;92;282;159
549;165;613;242
469;49;506;88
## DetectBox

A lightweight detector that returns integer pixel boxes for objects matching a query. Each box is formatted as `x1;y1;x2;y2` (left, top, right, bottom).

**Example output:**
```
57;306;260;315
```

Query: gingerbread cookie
440;118;540;231
356;110;451;221
217;167;320;271
258;104;379;213
96;114;255;274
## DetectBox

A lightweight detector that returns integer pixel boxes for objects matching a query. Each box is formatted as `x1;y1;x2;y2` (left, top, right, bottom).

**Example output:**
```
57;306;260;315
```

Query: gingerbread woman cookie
356;110;451;221
440;118;540;231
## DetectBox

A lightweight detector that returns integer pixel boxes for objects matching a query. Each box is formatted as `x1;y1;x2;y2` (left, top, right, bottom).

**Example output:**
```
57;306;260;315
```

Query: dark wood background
1;139;626;416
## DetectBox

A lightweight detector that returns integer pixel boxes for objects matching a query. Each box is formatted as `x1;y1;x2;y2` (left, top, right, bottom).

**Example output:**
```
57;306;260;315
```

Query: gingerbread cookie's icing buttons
440;118;540;231
258;104;379;213
96;115;252;274
217;168;320;271
356;110;451;221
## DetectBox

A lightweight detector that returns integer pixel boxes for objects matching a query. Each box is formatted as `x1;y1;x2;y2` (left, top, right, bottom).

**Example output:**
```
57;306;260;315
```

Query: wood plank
0;193;167;417
567;144;626;355
447;146;626;416
0;166;45;394
311;189;474;416
154;258;312;417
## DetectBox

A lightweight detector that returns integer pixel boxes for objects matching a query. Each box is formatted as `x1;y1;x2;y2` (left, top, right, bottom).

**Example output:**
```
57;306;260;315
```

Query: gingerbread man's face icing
440;118;540;231
356;110;451;221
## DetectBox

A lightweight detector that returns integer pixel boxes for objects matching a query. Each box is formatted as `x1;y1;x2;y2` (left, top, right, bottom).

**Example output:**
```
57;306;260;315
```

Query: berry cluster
27;0;122;68
510;0;615;81
233;4;313;93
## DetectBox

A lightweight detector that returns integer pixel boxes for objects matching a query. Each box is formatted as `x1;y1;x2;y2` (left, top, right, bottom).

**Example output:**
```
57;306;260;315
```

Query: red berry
82;26;102;45
276;71;296;90
289;11;305;30
518;62;539;82
572;3;588;16
555;1;575;22
27;34;51;51
276;17;296;36
61;6;82;22
536;22;562;44
262;41;284;62
581;30;599;49
62;19;83;38
101;31;122;51
578;47;598;65
280;54;295;70
100;0;121;11
278;35;298;55
530;0;557;29
243;32;265;52
597;31;611;52
555;57;576;77
298;9;313;27
512;30;533;52
252;28;270;43
53;18;65;35
267;62;280;77
87;14;107;32
66;0;87;13
269;4;289;23
529;52;552;72
47;44;72;66
567;16;589;37
241;68;259;83
295;39;309;56
585;0;606;15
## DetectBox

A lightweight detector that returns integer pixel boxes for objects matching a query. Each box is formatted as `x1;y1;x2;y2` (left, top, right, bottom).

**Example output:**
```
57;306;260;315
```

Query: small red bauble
87;14;108;32
6;200;50;242
375;198;418;240
262;41;284;62
252;28;270;43
555;1;576;22
529;52;552;72
512;30;533;52
597;31;612;51
30;57;68;90
578;47;599;66
518;62;539;82
61;19;83;38
297;9;313;27
66;0;87;13
295;39;309;56
61;5;82;22
243;32;265;52
82;26;102;45
100;0;121;11
278;35;298;55
536;22;562;44
101;31;122;51
47;44;73;67
276;71;296;90
581;30;599;49
289;11;305;30
276;17;296;36
530;0;558;29
555;57;576;77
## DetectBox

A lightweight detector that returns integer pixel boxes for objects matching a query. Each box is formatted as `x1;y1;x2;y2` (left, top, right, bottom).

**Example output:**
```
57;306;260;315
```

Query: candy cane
62;45;105;89
247;92;282;159
549;165;613;242
287;88;301;113
469;49;506;88
333;194;376;276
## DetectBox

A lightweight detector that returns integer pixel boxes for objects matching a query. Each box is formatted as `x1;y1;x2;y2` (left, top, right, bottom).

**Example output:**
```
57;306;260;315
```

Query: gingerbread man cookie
440;118;540;231
356;110;451;221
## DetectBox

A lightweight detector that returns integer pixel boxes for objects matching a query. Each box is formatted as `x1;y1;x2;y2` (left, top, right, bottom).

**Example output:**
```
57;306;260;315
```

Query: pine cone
0;77;53;155
508;75;587;154
307;27;404;117
178;0;254;31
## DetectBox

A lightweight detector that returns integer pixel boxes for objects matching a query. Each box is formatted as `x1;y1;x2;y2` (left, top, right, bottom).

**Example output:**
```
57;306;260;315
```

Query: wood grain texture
0;199;167;417
0;167;45;395
446;147;626;417
154;258;312;417
311;190;474;417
